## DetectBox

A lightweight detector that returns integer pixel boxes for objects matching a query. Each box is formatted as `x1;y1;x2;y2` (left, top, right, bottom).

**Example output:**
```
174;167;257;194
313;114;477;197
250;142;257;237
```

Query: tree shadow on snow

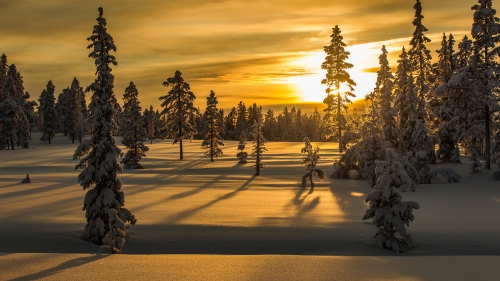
163;174;256;224
291;186;321;217
9;254;108;281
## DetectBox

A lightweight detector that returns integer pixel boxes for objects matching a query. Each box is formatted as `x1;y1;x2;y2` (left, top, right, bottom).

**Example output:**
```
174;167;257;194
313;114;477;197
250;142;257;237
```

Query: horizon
0;0;475;113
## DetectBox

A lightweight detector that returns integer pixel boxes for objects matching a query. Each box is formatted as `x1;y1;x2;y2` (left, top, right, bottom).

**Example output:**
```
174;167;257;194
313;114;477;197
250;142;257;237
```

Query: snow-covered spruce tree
400;74;432;184
6;64;31;148
201;90;224;162
56;87;71;136
301;137;325;194
145;105;156;144
363;148;420;253
0;75;22;150
431;33;461;163
159;70;198;160
394;47;412;152
121;82;148;169
409;0;434;119
376;45;398;148
330;101;389;187
469;0;500;170
0;54;7;102
251;109;267;176
67;78;86;143
235;101;248;139
39;81;57;144
321;25;356;152
437;0;500;172
236;131;248;164
75;8;136;253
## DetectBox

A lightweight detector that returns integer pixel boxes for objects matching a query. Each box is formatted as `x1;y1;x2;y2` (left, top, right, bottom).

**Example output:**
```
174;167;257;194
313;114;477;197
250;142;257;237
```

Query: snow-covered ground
0;133;499;280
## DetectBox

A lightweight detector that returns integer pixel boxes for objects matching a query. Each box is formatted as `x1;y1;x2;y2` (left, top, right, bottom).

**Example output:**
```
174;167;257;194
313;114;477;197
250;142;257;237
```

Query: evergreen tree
201;91;224;162
39;81;57;144
300;137;325;194
159;70;197;160
363;149;420;253
0;54;7;103
235;101;248;138
236;131;248;164
75;8;135;252
4;64;30;148
0;75;22;150
432;34;461;163
56;87;71;135
121;82;148;169
321;25;356;152
469;0;500;170
145;105;156;144
408;0;434;119
251;109;267;176
224;106;238;140
376;45;398;148
263;109;276;141
394;47;412;145
67;78;86;143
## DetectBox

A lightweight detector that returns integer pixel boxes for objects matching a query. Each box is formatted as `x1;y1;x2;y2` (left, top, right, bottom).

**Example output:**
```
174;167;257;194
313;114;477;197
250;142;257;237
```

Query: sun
285;44;381;104
285;51;327;103
288;74;327;103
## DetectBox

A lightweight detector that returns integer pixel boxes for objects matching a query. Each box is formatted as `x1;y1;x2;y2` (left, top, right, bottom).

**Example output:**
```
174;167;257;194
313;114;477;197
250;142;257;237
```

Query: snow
0;133;499;279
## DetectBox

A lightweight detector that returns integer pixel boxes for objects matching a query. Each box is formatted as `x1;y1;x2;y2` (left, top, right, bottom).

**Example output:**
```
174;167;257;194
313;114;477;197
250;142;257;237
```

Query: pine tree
39;81;57;144
300;137;325;194
235;101;248;138
75;8;135;252
236;131;248;164
159;70;197;160
321;25;356;152
363;149;420;253
120;82;148;169
469;0;500;170
432;34;461;163
0;75;22;150
4;64;30;148
145;105;156;144
376;45;398;148
401;74;432;184
67;78;86;143
56;88;71;135
251;109;267;176
224;107;238;140
0;54;7;103
409;0;434;119
201;91;224;162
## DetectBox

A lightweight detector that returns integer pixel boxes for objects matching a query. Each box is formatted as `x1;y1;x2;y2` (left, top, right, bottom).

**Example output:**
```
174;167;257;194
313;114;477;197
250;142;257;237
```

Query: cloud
0;0;480;112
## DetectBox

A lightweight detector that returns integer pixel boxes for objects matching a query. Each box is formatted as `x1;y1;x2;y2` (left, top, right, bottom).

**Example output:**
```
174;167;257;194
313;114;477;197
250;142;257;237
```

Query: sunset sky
0;0;478;113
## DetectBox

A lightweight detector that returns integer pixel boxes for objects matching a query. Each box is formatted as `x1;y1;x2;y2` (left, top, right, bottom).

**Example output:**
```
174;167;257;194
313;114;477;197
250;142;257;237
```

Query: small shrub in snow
300;137;326;193
363;149;420;253
430;168;463;183
21;174;31;183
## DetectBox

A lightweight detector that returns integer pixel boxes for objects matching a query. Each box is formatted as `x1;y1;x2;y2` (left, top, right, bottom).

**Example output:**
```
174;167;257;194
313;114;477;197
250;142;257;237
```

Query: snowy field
0;133;499;280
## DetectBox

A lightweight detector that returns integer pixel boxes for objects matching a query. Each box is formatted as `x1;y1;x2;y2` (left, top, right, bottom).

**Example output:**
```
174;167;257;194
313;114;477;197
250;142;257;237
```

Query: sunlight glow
285;44;380;103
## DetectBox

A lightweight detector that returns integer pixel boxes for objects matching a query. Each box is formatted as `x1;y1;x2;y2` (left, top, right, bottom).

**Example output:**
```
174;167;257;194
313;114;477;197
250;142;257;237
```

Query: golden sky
0;0;476;113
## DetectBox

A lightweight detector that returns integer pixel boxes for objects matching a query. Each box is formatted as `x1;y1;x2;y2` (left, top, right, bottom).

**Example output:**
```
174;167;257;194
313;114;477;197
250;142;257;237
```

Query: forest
1;0;500;257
